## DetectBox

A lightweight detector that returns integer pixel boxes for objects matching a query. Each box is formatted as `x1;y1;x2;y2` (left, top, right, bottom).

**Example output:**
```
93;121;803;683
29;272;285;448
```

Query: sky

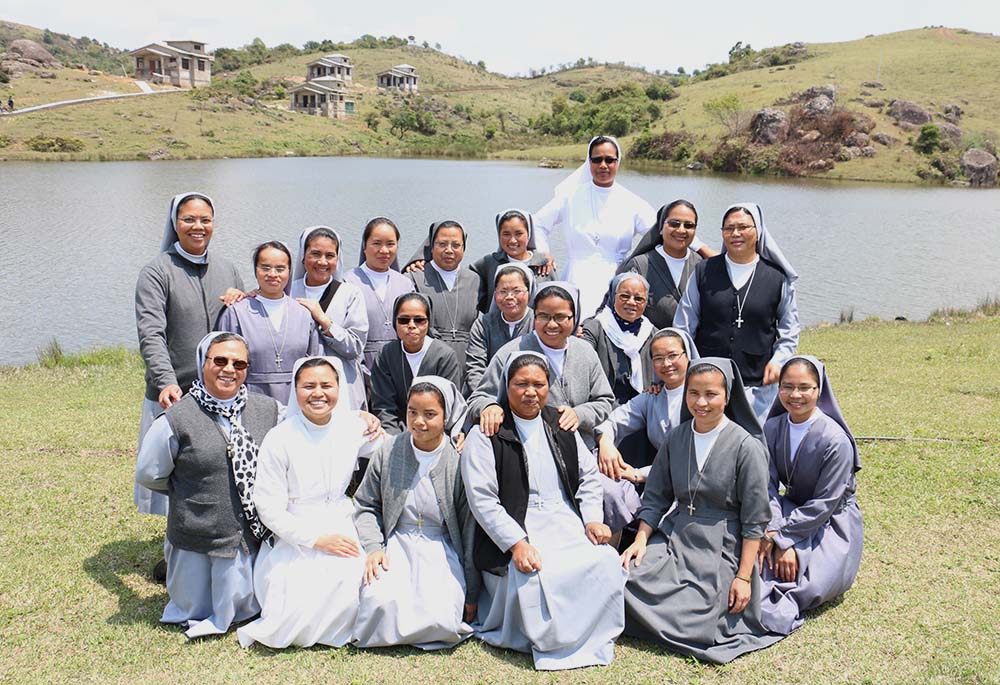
2;0;998;75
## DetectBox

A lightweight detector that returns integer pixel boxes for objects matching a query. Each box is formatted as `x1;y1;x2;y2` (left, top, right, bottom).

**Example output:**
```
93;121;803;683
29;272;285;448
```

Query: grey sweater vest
164;393;278;555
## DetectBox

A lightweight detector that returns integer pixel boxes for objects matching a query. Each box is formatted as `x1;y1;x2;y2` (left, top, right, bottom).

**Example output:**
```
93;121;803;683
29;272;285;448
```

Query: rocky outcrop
802;84;836;100
888;99;932;125
8;39;59;66
941;103;963;122
804;94;834;116
844;131;870;148
960;149;997;186
935;121;963;145
872;132;897;146
863;99;885;109
860;81;885;90
837;146;860;161
749;107;789;145
860;146;876;158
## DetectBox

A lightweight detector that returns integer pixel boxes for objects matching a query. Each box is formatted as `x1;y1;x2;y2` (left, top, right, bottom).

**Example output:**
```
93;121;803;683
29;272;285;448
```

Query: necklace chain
733;263;758;329
259;298;288;369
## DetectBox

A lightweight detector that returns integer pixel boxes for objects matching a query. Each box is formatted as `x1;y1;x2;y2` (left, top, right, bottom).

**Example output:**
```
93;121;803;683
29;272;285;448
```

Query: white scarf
595;307;654;393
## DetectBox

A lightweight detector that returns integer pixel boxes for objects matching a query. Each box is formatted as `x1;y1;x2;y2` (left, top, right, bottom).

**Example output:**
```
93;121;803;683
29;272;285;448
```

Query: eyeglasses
536;312;573;324
257;265;288;274
496;288;528;299
433;241;464;251
396;316;429;326
589;156;618;165
652;352;686;364
210;356;249;371
722;224;755;235
617;293;647;304
665;219;697;230
178;216;213;226
779;384;818;395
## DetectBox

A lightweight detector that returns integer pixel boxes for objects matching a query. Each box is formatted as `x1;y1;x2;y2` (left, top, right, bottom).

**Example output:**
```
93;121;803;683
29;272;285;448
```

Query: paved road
1;87;182;116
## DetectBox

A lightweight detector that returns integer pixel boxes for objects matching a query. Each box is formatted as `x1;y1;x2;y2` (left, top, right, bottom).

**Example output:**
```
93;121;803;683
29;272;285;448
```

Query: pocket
176;497;220;537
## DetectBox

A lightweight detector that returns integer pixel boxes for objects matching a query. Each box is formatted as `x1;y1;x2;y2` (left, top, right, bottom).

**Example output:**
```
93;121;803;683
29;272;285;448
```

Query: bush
629;130;696;162
484;124;496;140
0;135;11;148
26;135;85;152
644;83;675;101
568;89;587;103
914;124;942;155
706;140;753;172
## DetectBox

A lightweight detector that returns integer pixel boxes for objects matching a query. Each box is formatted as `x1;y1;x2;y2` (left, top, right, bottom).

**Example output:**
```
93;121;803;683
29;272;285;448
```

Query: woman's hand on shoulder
158;384;183;409
359;411;384;441
479;404;505;437
314;534;360;557
219;287;252;306
404;260;426;273
556;405;579;432
295;297;329;327
363;549;389;584
537;253;556;277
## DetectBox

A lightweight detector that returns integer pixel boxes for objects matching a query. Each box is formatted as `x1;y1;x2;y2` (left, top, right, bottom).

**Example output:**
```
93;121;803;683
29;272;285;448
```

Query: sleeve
354;413;385;459
471;260;490;314
769;279;801;367
465;349;507;421
252;432;319;549
454;472;482;604
766;436;785;527
134;263;177;391
463;315;490;396
135;416;178;492
635;440;675;530
596;393;651;445
769;433;856;549
671;268;701;336
306;320;323;356
531;193;566;254
435;345;462;388
352;442;389;554
572;348;615;433
460;428;527;552
579;318;601;352
214;302;240;334
736;435;772;539
370;347;404;435
320;288;368;361
634;197;657;238
573;431;605;524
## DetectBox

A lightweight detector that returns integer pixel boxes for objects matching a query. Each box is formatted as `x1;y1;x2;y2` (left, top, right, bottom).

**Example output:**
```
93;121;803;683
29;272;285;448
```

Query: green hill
0;20;127;72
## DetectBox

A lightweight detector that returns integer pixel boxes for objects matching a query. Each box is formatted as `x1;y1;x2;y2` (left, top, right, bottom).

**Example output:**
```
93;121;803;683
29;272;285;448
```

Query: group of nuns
132;134;863;669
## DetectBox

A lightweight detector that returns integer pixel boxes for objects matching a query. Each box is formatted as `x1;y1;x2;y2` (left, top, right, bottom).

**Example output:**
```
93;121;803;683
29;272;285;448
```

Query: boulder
8;39;58;66
960;148;997;186
837;146;860;161
863;99;885;109
804;94;834;116
861;81;885;90
851;113;876;133
942;103;963;120
801;129;822;142
806;158;834;172
860;90;872;96
897;121;919;132
872;132;897;146
860;146;876;158
935;120;963;144
888;99;932;125
686;161;704;171
749;107;789;145
38;71;56;79
802;84;836;101
844;131;870;147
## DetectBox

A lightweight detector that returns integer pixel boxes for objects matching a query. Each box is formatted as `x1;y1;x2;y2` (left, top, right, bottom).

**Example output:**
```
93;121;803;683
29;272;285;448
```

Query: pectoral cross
687;502;696;515
735;315;744;328
417;513;424;530
275;353;283;369
385;319;393;329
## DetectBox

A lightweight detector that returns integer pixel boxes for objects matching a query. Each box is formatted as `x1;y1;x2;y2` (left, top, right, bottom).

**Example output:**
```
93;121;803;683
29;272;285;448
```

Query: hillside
2;23;999;185
0;20;127;72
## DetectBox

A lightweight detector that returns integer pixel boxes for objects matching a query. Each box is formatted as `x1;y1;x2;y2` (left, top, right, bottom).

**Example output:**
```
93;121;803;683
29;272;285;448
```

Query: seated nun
466;282;614;449
464;263;535;395
136;331;280;638
342;217;415;375
404;221;481;386
462;352;626;670
620;358;785;664
237;356;384;649
616;200;707;328
469;209;554;314
593;328;699;532
370;293;461;436
352;376;478;649
290;226;370;410
216;241;321;402
758;355;863;635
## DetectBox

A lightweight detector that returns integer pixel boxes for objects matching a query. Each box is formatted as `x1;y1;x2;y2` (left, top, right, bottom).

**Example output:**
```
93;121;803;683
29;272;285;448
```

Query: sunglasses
589;156;619;165
665;219;697;230
396;316;429;326
210;356;249;371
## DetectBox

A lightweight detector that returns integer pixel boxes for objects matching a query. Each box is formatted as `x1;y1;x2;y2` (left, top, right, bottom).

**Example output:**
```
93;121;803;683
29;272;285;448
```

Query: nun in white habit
462;351;627;670
237;356;384;649
352;376;478;649
532;136;657;318
136;331;281;638
290;226;370;411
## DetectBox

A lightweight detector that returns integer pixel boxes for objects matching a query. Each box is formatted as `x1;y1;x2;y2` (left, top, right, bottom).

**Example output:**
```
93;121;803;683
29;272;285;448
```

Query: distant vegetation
213;34;414;73
530;82;673;140
689;40;811;81
0;21;126;73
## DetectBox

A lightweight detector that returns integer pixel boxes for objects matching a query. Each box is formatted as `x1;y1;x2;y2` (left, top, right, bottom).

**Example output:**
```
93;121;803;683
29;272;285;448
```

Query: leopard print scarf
189;381;270;542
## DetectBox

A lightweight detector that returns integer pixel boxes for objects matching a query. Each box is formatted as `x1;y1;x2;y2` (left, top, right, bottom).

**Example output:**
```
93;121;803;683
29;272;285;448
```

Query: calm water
1;156;998;366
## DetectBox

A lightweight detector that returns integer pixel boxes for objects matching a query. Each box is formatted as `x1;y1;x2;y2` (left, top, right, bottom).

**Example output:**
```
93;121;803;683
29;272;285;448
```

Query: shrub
644;83;675;101
0;135;11;148
706;140;753;172
629;130;696;161
26;135;85;152
914;124;942;155
568;89;587;103
484;124;496;140
703;94;750;138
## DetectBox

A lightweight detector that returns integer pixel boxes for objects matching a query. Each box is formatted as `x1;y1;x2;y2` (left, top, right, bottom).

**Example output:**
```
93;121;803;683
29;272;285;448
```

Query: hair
205;332;247;356
253;241;292;268
431;220;467;247
495;264;531;289
588;135;619;157
497;210;529;232
722;206;756;227
363;216;400;245
662;199;698;226
177;193;213;215
687;362;728;398
392;292;432;320
507;355;552;384
533;285;575;317
407;382;446;411
780;358;820;386
304;227;340;253
614;272;650;295
294;357;339;384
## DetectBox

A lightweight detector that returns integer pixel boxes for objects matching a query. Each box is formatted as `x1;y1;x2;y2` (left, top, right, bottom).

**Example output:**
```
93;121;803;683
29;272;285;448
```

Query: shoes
152;558;167;584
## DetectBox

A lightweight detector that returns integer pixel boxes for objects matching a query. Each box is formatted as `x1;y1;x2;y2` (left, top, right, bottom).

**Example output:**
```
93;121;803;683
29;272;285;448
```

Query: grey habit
759;355;863;635
624;357;785;664
407;263;480;386
370;339;461;435
344;264;415;374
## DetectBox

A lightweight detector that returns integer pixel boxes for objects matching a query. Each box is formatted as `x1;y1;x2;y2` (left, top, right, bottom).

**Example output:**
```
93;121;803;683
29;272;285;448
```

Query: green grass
2;315;999;683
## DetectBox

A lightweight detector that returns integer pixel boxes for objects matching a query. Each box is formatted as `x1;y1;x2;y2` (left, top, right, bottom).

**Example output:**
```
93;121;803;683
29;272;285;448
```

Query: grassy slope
1;315;999;684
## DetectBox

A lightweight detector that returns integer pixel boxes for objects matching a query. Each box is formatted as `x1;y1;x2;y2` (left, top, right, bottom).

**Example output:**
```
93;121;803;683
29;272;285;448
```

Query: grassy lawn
2;314;998;683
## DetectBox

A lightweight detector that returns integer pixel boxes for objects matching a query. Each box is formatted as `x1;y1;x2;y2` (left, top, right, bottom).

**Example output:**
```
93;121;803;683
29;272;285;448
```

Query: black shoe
152;558;167;584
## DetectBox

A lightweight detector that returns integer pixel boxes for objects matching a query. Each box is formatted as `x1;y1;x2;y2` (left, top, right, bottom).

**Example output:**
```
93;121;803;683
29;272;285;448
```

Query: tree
703;94;750;137
407;35;415;43
728;41;754;63
677;66;686;75
422;41;429;49
914;124;942;154
477;60;486;71
364;112;380;131
434;42;442;50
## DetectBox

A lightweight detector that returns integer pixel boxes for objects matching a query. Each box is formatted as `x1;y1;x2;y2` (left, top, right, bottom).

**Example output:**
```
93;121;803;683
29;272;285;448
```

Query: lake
1;156;997;366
